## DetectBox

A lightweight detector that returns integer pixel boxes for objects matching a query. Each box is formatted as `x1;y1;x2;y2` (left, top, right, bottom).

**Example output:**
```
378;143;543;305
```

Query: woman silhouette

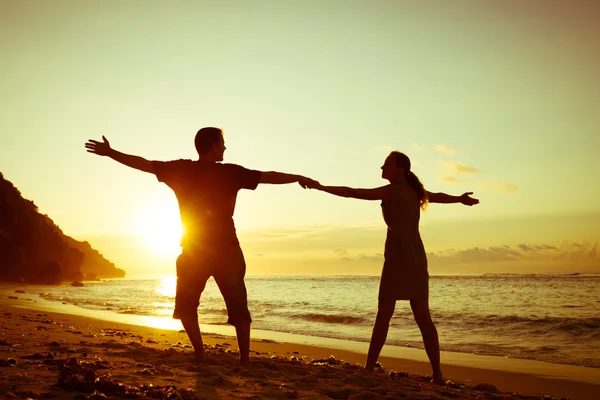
306;151;479;383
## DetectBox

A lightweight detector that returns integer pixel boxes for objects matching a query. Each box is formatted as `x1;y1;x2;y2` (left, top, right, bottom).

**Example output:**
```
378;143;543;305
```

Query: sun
134;202;182;258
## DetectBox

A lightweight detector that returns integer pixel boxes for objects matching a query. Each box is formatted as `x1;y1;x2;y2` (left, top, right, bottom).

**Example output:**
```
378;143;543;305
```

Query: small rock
473;383;498;392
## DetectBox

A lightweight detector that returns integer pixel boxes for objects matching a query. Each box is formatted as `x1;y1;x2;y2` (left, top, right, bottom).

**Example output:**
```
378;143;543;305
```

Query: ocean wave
441;313;600;338
286;312;368;325
40;294;116;309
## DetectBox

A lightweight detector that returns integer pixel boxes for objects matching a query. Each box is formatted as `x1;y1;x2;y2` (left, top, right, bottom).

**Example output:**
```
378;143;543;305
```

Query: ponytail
389;151;428;210
406;171;428;210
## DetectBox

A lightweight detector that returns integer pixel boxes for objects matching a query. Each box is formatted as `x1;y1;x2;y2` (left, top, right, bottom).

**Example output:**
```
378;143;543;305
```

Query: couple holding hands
86;127;478;383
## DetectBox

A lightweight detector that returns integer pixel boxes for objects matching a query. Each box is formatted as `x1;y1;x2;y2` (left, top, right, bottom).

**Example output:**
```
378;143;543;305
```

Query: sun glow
155;275;177;298
134;203;182;258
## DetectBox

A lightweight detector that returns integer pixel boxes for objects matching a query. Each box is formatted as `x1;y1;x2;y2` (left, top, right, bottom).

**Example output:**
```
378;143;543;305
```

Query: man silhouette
85;127;314;365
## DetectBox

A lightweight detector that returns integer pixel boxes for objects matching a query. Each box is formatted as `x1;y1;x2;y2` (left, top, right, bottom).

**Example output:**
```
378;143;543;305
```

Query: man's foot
431;374;445;385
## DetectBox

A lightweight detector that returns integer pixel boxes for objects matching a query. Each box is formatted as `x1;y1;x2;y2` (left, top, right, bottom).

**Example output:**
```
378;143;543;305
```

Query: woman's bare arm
426;191;479;206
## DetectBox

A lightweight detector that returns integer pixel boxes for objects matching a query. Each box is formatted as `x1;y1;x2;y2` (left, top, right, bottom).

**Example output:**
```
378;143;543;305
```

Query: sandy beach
1;289;598;400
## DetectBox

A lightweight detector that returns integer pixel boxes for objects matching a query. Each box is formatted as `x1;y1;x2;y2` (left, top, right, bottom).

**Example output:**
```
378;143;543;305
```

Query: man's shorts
172;244;251;326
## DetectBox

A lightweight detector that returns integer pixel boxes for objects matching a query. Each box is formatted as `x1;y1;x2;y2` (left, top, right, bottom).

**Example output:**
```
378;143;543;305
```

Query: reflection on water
154;276;176;297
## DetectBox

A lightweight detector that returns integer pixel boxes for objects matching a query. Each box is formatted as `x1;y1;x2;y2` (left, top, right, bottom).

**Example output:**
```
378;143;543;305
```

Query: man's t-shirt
153;160;261;248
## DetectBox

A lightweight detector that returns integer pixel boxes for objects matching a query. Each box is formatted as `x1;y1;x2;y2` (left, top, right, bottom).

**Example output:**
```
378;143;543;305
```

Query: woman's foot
431;373;445;385
193;350;207;364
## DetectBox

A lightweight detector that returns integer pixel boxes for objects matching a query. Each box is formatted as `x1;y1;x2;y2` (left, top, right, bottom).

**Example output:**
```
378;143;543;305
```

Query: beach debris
472;383;498;392
14;290;26;294
8;296;18;300
289;355;300;362
0;339;11;346
20;352;54;360
56;357;198;399
388;371;409;379
71;281;84;287
310;355;341;365
0;358;17;366
279;383;298;398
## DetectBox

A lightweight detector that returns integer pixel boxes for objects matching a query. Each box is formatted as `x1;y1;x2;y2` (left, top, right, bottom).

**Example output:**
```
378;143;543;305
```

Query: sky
2;0;599;277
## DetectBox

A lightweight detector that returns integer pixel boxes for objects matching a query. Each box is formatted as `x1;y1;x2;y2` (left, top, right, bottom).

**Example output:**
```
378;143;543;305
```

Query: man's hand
85;136;112;156
460;192;479;206
298;176;320;189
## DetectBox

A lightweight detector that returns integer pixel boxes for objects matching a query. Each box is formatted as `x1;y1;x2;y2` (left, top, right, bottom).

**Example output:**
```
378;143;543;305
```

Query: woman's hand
460;192;479;206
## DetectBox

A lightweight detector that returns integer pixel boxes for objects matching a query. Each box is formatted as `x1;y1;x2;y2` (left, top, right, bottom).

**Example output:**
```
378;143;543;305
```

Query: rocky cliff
0;172;125;284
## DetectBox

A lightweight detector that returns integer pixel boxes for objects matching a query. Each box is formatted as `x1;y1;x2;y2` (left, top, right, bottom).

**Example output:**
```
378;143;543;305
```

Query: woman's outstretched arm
309;183;389;201
426;191;479;206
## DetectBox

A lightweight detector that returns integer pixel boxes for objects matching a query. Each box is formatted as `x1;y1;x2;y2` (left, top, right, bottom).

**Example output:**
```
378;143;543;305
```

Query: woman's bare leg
365;299;396;372
410;298;443;383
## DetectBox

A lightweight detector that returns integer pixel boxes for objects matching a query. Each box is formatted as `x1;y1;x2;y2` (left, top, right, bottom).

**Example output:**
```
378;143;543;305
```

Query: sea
37;274;600;368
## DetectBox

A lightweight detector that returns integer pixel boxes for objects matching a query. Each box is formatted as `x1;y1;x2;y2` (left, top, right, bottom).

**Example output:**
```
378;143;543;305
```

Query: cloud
427;241;599;264
480;182;519;193
435;145;456;155
441;176;464;185
441;161;479;175
410;143;425;150
336;250;383;262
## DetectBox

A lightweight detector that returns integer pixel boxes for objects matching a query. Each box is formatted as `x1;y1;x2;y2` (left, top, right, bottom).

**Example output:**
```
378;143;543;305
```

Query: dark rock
473;383;499;392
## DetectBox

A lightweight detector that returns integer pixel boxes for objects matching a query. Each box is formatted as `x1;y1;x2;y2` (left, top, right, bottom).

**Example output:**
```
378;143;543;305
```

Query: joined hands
298;177;321;190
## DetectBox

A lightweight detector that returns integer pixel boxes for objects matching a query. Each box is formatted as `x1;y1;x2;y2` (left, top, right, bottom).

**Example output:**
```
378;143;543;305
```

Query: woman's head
381;151;411;181
382;151;428;210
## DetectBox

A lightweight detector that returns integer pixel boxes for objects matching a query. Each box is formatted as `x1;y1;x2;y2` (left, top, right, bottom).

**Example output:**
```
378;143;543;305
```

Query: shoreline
1;288;599;399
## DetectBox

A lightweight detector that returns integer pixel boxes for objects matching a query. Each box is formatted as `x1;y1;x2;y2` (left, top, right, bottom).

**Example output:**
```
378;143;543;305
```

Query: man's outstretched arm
259;171;315;186
427;191;479;206
85;136;154;173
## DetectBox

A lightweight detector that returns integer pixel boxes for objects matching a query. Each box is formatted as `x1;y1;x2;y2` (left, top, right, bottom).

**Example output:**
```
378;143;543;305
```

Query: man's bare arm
259;171;307;185
85;136;154;173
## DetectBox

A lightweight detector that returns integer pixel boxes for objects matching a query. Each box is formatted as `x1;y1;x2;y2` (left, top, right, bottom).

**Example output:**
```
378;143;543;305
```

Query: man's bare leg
235;321;251;366
180;316;206;362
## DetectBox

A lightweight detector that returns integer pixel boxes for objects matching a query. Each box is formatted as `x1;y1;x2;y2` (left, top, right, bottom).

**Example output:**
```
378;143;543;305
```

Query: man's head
195;127;226;161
